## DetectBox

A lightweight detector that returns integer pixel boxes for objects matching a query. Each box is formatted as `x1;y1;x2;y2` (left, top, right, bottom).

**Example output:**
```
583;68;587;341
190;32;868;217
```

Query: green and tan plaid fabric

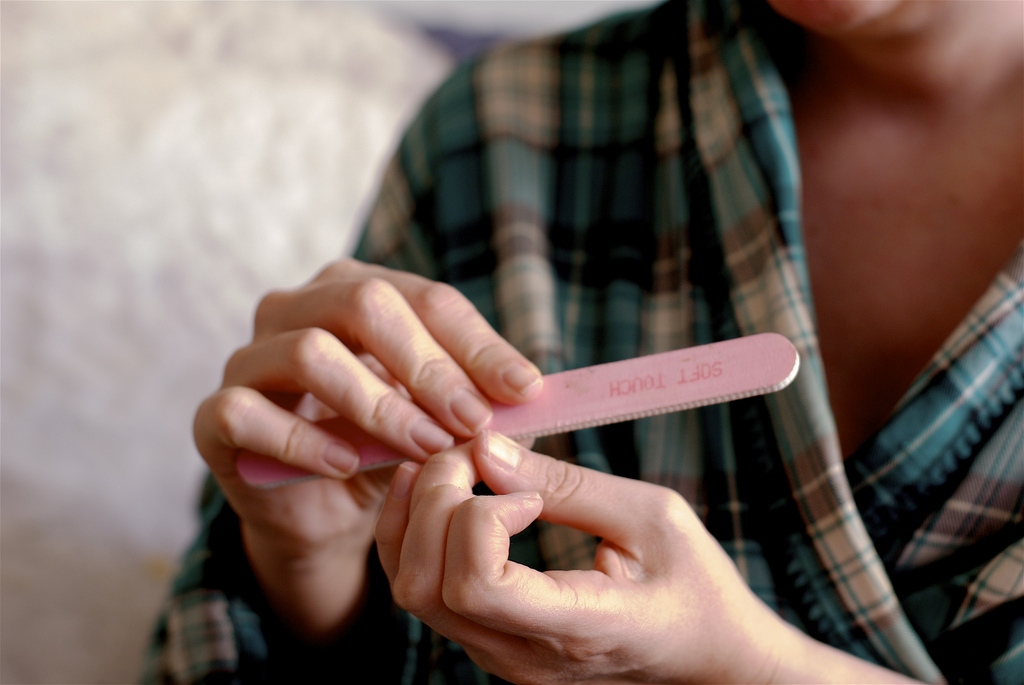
143;1;1023;683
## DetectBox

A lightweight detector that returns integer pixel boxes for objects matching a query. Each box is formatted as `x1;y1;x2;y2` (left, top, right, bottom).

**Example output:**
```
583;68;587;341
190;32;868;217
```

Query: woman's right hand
192;258;543;642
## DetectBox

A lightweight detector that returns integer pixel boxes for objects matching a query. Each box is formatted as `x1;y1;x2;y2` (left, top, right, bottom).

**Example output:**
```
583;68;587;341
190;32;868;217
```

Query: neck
797;1;1023;111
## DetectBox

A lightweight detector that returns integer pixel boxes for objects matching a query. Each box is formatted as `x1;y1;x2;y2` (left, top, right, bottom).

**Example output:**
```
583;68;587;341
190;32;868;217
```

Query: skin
376;432;920;684
194;259;543;640
192;0;1023;678
779;0;1024;454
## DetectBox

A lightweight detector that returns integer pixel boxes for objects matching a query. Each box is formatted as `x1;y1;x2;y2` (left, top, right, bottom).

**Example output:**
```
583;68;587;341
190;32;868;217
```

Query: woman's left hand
374;430;783;684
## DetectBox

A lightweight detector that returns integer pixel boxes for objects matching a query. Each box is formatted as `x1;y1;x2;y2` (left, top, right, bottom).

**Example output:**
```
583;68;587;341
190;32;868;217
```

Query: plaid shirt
143;0;1024;683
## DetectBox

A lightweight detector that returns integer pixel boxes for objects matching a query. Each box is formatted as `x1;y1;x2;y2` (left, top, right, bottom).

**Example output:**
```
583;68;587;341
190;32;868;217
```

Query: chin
764;0;905;34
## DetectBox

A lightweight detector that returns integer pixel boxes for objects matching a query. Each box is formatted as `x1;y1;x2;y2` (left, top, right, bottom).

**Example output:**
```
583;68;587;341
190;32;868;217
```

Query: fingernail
390;462;418;500
410;418;454;455
450;388;493;434
322;441;359;475
502;363;543;398
486;431;521;470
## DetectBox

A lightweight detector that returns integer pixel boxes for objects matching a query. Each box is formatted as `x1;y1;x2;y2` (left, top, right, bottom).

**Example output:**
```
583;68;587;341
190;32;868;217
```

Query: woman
146;0;1023;682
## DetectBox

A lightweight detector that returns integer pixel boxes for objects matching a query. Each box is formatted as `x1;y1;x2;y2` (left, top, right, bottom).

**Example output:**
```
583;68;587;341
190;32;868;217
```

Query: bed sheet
0;3;451;681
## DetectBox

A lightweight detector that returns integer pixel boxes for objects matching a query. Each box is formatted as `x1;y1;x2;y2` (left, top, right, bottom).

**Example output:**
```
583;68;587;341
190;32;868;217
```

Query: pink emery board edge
236;332;799;488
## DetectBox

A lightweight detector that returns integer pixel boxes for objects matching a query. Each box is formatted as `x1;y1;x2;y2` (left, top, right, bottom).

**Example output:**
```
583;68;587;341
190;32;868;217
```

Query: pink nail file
236;332;799;488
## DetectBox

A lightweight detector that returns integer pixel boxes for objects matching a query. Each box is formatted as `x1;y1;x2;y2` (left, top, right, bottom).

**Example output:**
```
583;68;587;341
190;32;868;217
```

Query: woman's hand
191;259;542;641
375;431;762;683
376;431;921;684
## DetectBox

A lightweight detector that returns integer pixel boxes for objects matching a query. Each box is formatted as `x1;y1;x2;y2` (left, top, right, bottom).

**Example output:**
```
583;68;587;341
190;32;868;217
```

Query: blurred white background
0;1;651;683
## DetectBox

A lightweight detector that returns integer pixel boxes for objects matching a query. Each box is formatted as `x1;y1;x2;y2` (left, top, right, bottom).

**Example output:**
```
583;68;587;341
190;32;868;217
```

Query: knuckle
562;644;618;677
411;281;466;319
650;487;692;535
442;573;486;616
422;481;468;508
222;346;249;383
207;387;256;445
350;277;401;320
363;388;408;432
426;451;477;484
288;328;338;377
407;354;455;391
391;572;434;615
534;622;615;670
319;257;358;280
541;461;586;509
462;337;508;372
558;639;604;666
253;289;290;333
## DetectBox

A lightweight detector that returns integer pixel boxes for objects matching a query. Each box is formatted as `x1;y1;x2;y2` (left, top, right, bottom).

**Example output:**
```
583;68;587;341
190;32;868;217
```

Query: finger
381;267;544;404
259;260;542;421
386;447;479;614
441;492;564;626
445;490;624;629
472;432;695;547
405;444;479;515
375;460;420;584
257;271;496;437
386;449;481;624
379;451;525;657
442;489;628;650
444;492;543;585
195;386;361;481
377;446;477;587
225;329;455;459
